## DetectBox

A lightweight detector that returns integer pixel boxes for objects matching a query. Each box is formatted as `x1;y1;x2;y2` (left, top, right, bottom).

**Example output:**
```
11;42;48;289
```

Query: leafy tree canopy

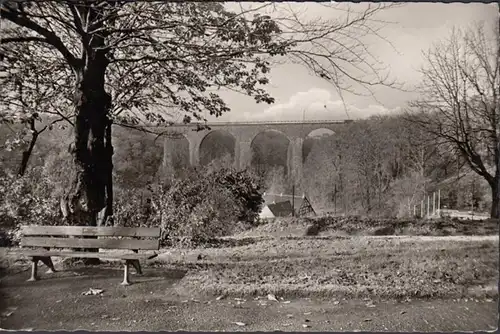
1;1;398;130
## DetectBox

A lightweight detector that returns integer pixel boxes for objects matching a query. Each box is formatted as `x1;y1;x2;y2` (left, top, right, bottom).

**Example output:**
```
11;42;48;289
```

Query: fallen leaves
81;288;104;296
233;322;246;327
267;293;279;302
365;301;376;308
1;307;17;318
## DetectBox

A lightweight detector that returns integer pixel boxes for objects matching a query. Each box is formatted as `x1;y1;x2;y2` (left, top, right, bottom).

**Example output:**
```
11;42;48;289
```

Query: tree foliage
300;114;490;217
0;1;398;227
407;22;500;218
113;166;264;246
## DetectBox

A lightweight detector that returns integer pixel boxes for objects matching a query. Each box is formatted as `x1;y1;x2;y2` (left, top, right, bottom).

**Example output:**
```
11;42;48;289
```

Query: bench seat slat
21;237;159;250
20;226;161;238
8;249;158;261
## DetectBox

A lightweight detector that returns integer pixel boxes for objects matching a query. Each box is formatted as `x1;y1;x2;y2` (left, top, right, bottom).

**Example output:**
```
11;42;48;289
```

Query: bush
159;167;264;246
212;167;264;223
113;167;265;247
113;187;157;228
0;167;61;245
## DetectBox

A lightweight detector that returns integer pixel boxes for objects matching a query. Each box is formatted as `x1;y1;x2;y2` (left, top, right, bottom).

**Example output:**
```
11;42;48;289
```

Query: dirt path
365;235;499;241
0;267;497;331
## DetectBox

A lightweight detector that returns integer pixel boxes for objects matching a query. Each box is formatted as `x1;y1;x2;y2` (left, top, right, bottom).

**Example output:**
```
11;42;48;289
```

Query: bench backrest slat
20;237;159;250
20;226;161;238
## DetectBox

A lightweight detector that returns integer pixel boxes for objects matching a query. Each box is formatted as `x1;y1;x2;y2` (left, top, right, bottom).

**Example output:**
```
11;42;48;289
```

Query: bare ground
0;218;498;331
0;267;497;331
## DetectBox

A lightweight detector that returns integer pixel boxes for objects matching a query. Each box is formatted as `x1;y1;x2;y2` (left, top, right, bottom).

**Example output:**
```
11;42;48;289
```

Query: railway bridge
160;119;352;181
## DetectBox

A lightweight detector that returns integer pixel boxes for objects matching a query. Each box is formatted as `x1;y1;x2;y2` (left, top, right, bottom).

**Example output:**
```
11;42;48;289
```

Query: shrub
146;167;263;246
182;186;240;243
113;187;157;228
0;167;61;245
112;166;264;247
211;167;264;223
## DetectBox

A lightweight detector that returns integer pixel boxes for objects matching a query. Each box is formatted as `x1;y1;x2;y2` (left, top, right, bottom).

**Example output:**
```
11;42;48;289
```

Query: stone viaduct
161;120;352;181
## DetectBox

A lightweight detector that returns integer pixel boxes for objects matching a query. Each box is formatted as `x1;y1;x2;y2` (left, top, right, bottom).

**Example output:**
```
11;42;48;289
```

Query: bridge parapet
162;119;352;128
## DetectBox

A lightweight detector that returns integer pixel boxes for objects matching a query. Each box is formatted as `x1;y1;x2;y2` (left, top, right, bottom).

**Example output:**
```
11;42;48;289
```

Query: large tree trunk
491;178;499;219
60;12;113;263
495;138;500;219
99;117;114;227
60;64;112;264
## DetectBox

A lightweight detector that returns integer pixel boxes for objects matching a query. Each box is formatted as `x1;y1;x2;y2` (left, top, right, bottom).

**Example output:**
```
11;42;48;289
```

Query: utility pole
292;184;295;217
433;192;436;216
437;189;441;217
427;196;430;218
334;183;337;216
471;179;474;220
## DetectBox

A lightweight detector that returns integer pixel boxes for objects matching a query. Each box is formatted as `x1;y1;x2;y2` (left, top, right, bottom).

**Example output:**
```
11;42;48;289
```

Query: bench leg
130;260;142;275
39;256;56;274
121;262;131;286
27;259;38;282
130;250;143;275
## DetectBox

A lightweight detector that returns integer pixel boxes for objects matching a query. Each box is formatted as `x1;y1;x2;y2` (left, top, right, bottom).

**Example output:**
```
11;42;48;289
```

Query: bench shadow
0;274;10;317
1;266;187;289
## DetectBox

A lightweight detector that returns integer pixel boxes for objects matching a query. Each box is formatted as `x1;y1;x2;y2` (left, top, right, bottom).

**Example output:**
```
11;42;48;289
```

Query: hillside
0;113;494;217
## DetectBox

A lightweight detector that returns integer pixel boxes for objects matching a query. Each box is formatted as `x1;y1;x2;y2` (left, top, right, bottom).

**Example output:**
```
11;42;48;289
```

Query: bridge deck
165;120;352;127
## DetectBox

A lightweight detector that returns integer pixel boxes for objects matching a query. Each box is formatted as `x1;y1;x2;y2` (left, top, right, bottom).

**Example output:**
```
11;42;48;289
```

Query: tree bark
17;125;39;177
60;62;112;264
59;5;114;264
491;177;499;219
98;118;114;227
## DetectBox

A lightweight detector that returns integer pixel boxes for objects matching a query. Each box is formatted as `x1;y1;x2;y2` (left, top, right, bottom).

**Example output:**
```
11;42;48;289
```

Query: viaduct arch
161;120;352;182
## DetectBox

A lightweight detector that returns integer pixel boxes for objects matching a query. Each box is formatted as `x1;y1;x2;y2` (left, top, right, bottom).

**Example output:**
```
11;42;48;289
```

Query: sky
207;2;498;123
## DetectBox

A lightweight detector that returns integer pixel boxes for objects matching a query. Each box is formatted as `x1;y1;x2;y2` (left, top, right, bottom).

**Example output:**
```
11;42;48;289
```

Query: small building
267;201;294;218
259;205;276;219
259;193;316;219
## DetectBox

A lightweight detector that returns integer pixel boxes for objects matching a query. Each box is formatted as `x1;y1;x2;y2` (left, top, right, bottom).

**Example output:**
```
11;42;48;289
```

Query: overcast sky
207;2;498;123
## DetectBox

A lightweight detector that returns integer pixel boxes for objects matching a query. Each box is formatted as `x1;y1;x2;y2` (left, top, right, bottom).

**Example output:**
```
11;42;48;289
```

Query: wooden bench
9;225;161;286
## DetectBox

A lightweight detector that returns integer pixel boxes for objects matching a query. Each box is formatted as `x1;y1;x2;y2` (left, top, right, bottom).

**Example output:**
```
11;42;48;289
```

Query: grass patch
2;217;498;301
160;235;498;300
238;217;499;239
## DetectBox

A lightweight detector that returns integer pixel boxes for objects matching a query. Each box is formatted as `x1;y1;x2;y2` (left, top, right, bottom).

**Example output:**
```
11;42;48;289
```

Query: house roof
263;193;307;209
259;205;275;219
263;193;316;216
267;201;294;217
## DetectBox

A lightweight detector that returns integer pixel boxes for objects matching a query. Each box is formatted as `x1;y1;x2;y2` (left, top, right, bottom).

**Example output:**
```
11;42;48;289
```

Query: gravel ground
1;219;497;331
0;267;497;332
